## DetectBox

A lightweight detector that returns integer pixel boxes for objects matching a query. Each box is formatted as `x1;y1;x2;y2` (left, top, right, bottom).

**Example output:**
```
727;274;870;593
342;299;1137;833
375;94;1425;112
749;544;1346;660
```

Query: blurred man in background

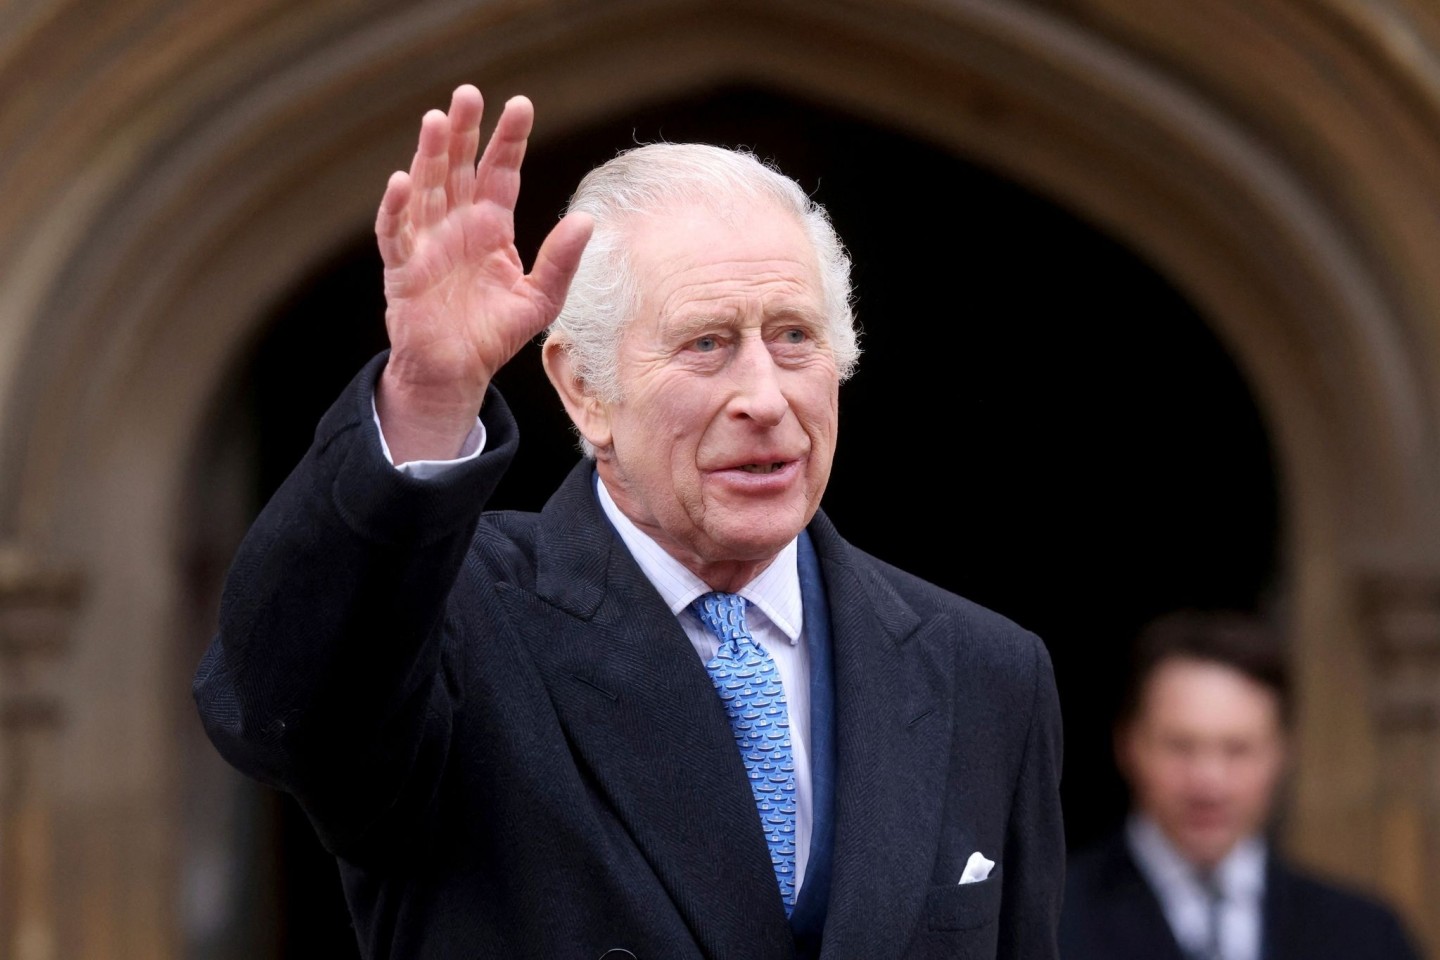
1060;609;1423;960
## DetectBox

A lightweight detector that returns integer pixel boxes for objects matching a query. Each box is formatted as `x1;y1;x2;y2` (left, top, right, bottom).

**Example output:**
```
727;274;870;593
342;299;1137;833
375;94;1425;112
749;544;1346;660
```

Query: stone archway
2;1;1437;955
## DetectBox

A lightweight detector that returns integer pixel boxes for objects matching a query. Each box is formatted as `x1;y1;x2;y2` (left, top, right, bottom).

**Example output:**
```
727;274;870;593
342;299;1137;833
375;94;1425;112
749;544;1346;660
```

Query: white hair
545;143;860;455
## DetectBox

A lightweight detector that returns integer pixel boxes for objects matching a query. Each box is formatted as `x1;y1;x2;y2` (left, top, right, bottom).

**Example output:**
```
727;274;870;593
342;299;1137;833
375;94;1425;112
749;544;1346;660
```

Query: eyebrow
661;303;827;343
664;312;737;337
766;305;827;327
651;313;733;350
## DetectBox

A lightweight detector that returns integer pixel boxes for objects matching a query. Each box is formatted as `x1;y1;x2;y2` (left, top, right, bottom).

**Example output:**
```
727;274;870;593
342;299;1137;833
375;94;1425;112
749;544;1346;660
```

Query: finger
473;95;534;212
375;170;415;268
528;212;595;312
408;109;452;230
446;85;484;207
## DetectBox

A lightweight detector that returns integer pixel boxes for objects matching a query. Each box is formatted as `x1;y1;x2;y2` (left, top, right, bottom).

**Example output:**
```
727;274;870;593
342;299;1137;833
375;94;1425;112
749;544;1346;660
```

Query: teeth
740;463;782;474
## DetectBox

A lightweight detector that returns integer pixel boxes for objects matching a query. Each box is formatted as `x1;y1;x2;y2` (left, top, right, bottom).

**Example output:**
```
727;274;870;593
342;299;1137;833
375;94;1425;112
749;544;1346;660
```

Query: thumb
528;212;595;313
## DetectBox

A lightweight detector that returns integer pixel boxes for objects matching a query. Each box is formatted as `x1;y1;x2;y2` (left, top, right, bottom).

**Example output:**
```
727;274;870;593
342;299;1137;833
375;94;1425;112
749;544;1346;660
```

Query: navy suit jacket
1059;830;1424;960
194;355;1064;959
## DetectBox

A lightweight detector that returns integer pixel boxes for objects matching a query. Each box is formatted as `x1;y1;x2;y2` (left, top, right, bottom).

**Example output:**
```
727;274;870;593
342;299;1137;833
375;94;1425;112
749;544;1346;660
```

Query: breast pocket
925;868;1003;932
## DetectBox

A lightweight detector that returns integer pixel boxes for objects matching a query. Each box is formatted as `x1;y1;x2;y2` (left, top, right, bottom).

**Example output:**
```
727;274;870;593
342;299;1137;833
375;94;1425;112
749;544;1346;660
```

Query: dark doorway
208;83;1280;954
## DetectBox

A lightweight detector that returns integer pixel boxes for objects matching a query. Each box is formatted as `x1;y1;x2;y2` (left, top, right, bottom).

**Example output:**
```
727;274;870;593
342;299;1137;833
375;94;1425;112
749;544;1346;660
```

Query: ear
542;338;613;453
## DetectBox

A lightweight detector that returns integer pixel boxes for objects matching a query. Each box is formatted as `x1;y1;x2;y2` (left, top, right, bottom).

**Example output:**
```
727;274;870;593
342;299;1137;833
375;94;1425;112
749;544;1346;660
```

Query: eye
693;335;720;352
781;328;807;344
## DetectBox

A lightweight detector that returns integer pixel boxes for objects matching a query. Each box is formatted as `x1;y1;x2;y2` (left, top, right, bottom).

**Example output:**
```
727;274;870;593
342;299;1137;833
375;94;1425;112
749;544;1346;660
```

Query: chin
708;533;794;563
1179;831;1242;867
710;510;810;550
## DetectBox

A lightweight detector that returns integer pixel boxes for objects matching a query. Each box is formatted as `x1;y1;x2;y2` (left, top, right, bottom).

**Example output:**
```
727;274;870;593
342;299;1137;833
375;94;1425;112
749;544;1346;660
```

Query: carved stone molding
1359;569;1440;732
0;547;80;736
0;546;82;960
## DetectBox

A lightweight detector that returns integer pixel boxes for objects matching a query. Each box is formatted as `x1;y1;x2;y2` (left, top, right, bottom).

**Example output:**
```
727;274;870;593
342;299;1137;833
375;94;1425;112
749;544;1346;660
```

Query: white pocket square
958;851;995;884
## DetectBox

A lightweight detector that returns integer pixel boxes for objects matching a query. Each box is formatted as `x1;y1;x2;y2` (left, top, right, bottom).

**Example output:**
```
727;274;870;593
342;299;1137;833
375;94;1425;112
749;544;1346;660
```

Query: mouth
737;462;788;475
1181;804;1231;828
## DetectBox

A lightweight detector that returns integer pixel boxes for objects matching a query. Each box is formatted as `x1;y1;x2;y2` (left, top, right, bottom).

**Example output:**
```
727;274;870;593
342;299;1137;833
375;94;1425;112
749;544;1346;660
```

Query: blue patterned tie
691;592;798;915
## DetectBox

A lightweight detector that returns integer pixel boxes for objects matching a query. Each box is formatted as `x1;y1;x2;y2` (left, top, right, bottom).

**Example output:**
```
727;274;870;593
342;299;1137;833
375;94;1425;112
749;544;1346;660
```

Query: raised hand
374;85;593;463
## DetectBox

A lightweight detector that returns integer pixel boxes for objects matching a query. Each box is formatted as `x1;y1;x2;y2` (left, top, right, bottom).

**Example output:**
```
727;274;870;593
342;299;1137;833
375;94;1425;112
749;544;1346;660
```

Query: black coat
1059;830;1424;960
194;354;1065;959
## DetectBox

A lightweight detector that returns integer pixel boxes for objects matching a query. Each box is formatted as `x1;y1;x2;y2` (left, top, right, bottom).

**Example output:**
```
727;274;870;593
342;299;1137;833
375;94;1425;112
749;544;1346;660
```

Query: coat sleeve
191;352;520;860
996;634;1066;959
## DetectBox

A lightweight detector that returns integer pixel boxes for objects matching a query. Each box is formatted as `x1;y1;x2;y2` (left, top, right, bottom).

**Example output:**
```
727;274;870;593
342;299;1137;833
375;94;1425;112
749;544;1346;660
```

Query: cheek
633;395;711;490
1152;773;1189;805
1237;761;1282;805
646;378;718;429
797;386;840;446
1147;758;1194;803
625;385;692;442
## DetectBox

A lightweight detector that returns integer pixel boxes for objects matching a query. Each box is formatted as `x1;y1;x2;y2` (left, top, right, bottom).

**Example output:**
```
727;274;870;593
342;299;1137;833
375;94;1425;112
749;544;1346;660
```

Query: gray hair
545;143;859;453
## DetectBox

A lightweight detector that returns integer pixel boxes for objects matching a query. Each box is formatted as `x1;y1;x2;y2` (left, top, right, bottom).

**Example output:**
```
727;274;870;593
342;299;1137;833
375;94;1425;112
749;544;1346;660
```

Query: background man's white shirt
1127;814;1266;960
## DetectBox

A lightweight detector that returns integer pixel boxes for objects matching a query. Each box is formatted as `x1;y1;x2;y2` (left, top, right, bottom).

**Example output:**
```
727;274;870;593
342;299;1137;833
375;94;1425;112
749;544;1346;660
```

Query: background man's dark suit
1058;610;1425;960
1060;831;1423;960
194;357;1065;959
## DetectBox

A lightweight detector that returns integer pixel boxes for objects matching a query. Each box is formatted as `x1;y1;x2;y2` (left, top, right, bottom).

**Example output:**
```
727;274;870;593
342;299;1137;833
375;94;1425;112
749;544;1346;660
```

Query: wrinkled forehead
643;251;822;351
625;197;819;279
616;193;810;245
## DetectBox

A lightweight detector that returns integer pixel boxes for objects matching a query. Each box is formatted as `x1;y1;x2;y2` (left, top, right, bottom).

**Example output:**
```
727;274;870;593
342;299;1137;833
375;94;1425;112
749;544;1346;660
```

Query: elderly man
1059;610;1422;960
194;84;1063;959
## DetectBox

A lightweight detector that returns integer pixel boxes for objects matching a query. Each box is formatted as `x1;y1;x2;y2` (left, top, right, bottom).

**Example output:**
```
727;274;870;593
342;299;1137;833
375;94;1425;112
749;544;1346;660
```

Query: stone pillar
1360;569;1440;958
0;548;82;960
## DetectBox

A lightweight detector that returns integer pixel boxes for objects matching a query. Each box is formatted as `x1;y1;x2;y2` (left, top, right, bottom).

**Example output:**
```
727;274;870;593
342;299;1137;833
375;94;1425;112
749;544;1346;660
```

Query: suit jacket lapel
1260;853;1293;960
509;463;795;959
789;531;836;957
1103;834;1190;960
805;513;958;959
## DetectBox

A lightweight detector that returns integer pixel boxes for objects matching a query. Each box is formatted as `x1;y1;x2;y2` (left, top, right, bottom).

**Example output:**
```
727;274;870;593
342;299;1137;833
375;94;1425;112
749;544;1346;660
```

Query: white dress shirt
595;479;812;891
376;405;814;893
1127;814;1267;960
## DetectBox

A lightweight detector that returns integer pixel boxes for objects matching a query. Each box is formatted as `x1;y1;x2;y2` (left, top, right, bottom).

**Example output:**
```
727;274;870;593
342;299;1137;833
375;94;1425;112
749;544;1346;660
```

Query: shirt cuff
371;393;486;480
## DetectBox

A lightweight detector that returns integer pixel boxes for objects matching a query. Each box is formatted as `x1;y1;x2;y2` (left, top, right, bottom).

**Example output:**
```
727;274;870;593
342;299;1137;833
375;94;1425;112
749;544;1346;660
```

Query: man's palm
373;86;592;462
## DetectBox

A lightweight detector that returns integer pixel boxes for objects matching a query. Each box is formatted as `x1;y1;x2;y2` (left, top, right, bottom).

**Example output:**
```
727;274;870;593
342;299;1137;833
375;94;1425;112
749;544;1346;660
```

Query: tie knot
691;592;751;646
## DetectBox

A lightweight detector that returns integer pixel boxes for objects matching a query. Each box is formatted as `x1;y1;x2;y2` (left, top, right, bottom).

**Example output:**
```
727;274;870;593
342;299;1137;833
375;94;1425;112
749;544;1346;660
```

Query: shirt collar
1127;813;1268;903
596;475;803;644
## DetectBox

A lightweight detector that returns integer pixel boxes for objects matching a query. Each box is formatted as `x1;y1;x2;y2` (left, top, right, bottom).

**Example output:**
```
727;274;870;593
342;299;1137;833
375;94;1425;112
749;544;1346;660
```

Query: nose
728;335;788;426
1186;745;1231;794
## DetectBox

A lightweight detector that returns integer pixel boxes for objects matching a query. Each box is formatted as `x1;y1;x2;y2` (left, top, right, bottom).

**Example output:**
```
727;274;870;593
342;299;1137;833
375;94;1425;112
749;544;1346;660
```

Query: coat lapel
1260;855;1294;960
806;514;959;959
1103;835;1189;960
507;463;795;959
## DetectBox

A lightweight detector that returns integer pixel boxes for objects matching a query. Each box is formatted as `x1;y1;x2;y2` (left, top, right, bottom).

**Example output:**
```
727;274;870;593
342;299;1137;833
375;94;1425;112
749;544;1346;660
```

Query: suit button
598;951;637;959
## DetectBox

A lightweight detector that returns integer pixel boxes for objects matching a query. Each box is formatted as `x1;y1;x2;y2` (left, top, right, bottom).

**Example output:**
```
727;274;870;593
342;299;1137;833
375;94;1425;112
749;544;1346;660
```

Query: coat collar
523;462;793;957
522;462;956;959
1094;832;1191;960
804;513;957;959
